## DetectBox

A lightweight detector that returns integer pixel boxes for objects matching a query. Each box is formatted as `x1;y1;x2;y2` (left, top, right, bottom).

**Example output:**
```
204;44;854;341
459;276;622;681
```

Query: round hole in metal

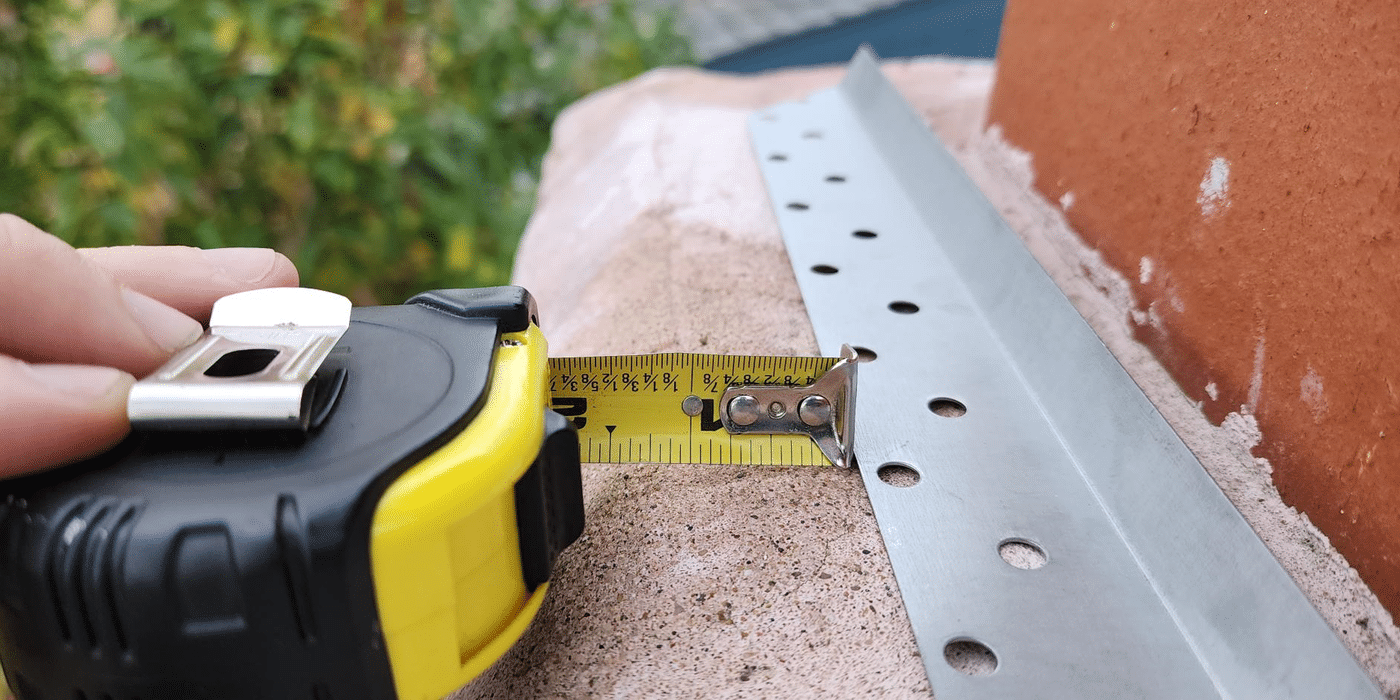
928;398;966;417
944;639;997;676
877;462;920;487
998;539;1048;570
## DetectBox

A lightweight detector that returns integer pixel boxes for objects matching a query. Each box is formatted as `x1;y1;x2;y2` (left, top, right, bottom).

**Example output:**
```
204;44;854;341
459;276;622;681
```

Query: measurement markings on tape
548;354;843;466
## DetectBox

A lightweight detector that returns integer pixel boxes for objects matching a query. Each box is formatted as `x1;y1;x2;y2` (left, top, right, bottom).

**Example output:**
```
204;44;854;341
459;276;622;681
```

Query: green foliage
0;0;691;302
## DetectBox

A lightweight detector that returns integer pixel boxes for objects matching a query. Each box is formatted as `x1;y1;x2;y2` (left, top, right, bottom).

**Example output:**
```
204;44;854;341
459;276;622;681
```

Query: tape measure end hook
719;344;858;468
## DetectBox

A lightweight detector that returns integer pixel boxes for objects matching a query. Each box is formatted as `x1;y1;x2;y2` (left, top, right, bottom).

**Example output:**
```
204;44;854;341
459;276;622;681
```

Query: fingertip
80;245;301;323
119;286;204;356
26;363;133;400
200;248;300;287
240;248;300;288
268;251;300;287
0;212;45;244
0;217;184;374
0;362;134;478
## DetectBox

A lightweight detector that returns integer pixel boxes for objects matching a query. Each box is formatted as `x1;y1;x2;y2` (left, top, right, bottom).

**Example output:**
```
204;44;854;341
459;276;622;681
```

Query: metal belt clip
127;287;352;430
719;345;858;467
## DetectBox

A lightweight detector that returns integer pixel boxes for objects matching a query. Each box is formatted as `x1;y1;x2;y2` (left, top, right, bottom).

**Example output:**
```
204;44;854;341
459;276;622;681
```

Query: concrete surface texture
989;1;1400;616
460;60;1400;697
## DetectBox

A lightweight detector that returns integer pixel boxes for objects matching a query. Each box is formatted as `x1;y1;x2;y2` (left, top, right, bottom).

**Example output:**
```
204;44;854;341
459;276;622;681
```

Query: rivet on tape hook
719;344;858;467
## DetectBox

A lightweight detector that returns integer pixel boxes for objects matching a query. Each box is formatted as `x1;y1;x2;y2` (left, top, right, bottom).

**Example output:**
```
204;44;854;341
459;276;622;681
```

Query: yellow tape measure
0;287;858;700
547;352;854;467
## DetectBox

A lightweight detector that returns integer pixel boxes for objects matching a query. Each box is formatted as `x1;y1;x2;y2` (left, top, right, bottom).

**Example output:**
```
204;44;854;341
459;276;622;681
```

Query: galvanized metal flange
750;49;1381;699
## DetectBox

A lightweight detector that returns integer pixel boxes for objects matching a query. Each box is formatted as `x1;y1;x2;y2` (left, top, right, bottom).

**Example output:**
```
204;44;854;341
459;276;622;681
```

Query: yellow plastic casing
369;324;550;700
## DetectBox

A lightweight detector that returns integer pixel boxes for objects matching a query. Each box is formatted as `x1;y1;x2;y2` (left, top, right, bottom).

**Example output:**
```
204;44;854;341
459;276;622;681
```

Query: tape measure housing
0;288;584;700
0;286;851;700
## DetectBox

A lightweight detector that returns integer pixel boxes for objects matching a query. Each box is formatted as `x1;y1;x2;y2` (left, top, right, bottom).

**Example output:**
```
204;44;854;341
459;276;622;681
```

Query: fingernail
27;364;132;400
201;247;278;284
121;287;203;353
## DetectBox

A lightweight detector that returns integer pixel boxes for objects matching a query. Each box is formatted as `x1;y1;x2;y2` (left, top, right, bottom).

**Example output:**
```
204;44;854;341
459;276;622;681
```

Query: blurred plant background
0;0;691;303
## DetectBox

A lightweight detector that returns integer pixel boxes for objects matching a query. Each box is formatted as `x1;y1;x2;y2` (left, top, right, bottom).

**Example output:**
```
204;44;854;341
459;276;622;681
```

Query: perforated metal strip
750;49;1381;699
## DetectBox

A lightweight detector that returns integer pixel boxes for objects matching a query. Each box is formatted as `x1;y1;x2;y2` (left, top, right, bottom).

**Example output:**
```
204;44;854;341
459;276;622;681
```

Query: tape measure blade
547;354;838;466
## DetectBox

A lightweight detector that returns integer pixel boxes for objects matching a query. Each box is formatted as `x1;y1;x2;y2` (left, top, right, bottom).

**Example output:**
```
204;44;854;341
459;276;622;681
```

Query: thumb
0;356;134;478
0;214;203;376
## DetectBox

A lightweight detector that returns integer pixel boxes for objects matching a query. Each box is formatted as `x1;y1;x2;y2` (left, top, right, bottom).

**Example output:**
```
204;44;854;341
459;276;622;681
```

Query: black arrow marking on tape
700;399;724;432
553;397;587;429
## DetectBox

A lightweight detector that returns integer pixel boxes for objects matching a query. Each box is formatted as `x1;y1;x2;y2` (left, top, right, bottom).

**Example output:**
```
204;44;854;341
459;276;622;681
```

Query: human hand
0;214;299;477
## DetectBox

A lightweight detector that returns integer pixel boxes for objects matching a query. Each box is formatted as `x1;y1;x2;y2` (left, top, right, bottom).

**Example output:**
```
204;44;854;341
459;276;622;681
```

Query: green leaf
11;0;693;302
193;219;223;248
84;111;125;158
287;92;316;152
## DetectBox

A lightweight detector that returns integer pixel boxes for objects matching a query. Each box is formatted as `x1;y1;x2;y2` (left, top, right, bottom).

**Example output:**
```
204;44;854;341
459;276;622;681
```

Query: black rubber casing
0;287;584;700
